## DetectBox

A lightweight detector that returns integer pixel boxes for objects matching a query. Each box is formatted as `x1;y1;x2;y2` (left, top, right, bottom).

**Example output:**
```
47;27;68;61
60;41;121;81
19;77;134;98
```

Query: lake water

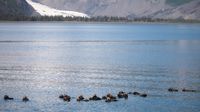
0;22;200;112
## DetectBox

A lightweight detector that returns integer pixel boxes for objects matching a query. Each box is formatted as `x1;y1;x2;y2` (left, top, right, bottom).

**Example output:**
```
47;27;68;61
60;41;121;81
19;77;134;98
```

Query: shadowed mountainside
0;0;36;16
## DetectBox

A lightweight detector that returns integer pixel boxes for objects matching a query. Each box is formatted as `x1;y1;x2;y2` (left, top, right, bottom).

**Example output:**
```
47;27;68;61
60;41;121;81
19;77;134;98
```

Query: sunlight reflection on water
0;23;200;112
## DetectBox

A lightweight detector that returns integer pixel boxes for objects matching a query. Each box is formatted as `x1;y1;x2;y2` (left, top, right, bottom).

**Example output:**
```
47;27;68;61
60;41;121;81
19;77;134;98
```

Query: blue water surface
0;22;200;112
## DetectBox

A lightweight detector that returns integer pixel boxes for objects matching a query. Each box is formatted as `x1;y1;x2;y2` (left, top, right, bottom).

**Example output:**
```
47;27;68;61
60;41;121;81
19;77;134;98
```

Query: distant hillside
0;0;35;16
32;0;200;20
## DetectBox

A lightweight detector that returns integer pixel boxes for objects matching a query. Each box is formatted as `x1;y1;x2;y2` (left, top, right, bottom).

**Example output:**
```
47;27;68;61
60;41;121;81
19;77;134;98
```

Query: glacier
26;0;89;18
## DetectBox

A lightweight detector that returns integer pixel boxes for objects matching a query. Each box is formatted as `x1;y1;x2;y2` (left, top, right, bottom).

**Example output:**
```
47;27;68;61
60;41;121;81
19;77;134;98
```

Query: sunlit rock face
32;0;200;20
0;0;199;19
26;0;89;17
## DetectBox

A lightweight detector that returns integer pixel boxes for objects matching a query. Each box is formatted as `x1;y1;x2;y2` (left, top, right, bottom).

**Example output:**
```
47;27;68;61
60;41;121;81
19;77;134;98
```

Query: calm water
0;22;200;112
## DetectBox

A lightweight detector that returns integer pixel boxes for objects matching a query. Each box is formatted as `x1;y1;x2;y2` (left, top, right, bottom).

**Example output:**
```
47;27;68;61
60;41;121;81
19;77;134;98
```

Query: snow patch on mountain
25;0;89;18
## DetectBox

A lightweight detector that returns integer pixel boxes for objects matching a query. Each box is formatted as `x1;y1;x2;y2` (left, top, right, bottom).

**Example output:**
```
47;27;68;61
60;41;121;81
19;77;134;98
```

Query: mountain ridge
0;0;199;20
32;0;200;20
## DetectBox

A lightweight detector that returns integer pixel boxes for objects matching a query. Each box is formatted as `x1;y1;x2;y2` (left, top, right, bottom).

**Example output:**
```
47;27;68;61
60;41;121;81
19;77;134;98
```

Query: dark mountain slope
0;0;35;16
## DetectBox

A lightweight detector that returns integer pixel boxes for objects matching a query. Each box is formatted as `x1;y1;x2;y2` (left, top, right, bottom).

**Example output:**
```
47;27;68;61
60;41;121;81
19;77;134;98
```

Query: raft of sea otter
3;88;198;103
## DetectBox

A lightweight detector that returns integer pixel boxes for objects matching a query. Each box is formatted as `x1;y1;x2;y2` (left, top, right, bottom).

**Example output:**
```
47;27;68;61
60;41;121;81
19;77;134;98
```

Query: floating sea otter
59;94;71;102
4;95;14;100
22;96;29;102
117;91;128;99
89;94;101;101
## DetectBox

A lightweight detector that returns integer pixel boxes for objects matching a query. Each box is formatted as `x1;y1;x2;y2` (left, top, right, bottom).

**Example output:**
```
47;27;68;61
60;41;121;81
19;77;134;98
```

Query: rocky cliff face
0;0;199;20
0;0;35;16
32;0;200;20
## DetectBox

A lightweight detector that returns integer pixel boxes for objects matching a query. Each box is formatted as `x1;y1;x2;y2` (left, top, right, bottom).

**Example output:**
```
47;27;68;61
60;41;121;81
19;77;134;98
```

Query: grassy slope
166;0;195;6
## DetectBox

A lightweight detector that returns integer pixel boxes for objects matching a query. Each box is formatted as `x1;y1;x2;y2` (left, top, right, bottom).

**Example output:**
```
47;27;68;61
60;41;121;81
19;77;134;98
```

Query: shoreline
0;21;200;24
0;16;200;24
